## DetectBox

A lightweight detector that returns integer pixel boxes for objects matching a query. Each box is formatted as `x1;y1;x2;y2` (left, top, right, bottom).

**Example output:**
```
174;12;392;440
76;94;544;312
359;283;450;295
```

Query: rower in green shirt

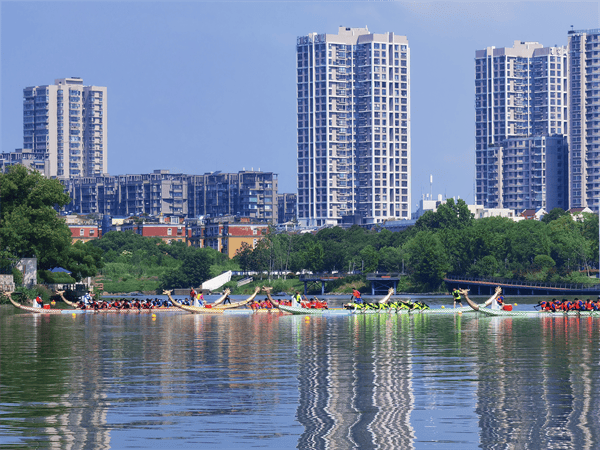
452;288;462;308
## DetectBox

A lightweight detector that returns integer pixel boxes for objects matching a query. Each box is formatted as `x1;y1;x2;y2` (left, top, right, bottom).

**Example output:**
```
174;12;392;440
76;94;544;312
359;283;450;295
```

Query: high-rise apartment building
475;41;568;209
296;26;410;226
23;77;107;178
568;28;600;213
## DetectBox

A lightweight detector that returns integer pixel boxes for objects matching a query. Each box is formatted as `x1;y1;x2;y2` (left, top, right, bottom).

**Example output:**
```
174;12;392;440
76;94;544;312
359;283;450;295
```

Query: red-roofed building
69;225;101;243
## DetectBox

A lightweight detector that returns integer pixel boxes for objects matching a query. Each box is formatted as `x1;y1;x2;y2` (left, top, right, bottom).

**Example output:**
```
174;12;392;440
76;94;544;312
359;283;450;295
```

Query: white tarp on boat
202;271;232;291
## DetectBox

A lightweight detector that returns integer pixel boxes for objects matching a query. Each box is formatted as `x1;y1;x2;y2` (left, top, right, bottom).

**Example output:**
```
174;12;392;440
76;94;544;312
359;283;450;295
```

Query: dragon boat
164;286;261;314
461;288;600;318
6;291;183;314
269;287;503;316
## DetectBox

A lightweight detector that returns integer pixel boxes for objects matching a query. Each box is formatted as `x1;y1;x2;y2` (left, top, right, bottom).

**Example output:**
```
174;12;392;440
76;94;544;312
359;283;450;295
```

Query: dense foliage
234;200;600;292
91;231;238;292
0;165;103;279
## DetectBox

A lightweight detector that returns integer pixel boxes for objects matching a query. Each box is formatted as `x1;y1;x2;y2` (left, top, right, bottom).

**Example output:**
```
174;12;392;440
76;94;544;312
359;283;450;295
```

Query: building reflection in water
295;315;415;450
24;314;111;450
475;316;600;449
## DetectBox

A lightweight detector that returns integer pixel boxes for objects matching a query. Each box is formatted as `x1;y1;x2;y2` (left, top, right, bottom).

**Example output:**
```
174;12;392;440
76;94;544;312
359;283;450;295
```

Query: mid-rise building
486;136;568;211
297;26;410;226
568;28;600;212
23;77;107;178
0;148;50;176
277;193;297;224
62;170;279;223
475;41;568;208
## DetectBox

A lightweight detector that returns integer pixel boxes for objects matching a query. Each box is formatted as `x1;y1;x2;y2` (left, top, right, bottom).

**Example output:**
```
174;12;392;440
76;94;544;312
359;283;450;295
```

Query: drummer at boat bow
352;288;363;305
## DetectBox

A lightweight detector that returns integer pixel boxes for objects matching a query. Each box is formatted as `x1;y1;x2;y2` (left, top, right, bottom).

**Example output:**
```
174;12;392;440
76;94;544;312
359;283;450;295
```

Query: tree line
234;199;600;291
2;165;598;294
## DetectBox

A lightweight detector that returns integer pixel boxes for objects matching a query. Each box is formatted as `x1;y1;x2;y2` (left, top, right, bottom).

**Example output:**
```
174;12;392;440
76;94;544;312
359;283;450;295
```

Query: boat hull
476;308;600;318
277;304;477;316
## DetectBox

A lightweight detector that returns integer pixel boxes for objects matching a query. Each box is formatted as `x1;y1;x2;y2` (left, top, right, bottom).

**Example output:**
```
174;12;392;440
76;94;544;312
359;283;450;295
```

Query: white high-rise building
475;41;568;209
23;77;107;178
568;28;600;213
296;27;410;227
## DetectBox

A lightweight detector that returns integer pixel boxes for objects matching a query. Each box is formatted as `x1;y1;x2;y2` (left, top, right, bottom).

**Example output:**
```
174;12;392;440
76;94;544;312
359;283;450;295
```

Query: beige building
568;28;600;213
297;26;411;226
23;77;107;178
475;41;568;209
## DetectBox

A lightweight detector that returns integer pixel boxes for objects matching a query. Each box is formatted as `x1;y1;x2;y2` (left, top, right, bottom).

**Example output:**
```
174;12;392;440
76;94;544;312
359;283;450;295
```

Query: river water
1;295;600;449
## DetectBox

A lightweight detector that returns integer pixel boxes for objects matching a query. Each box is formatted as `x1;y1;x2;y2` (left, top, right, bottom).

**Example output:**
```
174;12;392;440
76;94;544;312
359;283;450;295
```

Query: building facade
277;193;297;224
23;77;107;178
568;28;600;213
62;170;279;223
297;26;410;227
0;148;50;176
475;41;568;208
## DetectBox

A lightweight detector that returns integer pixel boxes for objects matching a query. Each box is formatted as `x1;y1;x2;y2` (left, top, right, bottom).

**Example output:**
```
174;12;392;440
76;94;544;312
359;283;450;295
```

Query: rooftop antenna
430;174;433;201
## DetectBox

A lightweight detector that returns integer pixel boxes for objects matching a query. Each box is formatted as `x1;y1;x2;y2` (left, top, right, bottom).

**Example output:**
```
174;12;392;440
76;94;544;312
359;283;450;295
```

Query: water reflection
295;314;415;450
3;306;600;449
475;316;600;450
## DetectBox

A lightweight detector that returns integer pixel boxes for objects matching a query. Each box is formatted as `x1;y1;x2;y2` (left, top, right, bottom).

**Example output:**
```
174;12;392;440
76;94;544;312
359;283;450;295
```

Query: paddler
292;291;302;307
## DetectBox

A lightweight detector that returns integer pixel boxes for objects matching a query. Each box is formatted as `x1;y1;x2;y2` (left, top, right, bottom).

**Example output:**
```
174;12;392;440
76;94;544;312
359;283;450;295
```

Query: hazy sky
1;1;599;210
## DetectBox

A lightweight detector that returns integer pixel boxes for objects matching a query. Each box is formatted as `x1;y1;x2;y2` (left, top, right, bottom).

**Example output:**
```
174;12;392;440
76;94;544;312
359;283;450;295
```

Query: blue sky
1;1;599;210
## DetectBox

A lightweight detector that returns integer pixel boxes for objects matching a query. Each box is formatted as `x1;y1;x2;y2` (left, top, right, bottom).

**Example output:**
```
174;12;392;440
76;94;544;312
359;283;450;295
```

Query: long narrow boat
211;289;231;307
7;292;64;315
7;291;183;314
56;290;78;307
271;287;503;316
214;286;260;309
163;290;224;314
164;287;261;314
460;288;600;317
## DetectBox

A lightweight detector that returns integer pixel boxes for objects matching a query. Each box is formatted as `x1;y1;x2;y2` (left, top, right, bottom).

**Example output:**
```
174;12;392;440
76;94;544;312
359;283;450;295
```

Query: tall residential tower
475;41;568;211
296;27;410;226
23;77;107;178
568;28;600;213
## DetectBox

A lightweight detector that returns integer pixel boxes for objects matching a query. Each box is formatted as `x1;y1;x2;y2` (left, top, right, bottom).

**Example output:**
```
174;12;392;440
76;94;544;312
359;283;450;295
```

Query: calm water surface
1;295;600;449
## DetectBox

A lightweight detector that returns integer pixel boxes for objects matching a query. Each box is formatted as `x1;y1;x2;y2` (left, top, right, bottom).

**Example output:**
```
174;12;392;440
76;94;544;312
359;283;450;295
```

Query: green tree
541;207;569;224
415;198;473;231
63;241;104;281
303;241;325;272
467;255;499;278
378;246;403;272
0;165;72;270
158;249;212;289
234;242;253;272
404;230;450;290
358;245;379;273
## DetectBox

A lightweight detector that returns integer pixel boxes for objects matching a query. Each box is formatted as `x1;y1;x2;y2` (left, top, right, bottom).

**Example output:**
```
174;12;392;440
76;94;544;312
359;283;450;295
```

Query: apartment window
167;228;172;236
